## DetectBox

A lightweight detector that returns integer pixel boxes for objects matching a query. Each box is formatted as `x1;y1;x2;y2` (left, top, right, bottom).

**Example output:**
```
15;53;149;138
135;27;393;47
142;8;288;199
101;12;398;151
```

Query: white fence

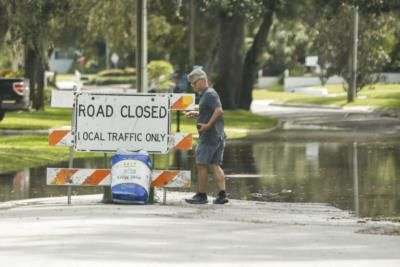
378;73;400;83
255;77;280;89
284;75;345;91
256;72;400;91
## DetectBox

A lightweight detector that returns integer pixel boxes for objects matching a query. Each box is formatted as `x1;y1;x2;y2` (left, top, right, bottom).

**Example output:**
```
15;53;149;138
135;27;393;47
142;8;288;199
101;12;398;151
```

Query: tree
309;2;393;93
213;11;245;109
196;0;282;110
307;3;346;85
0;1;8;43
239;0;277;109
196;0;312;110
194;1;245;109
83;0;192;68
348;0;400;13
3;0;70;110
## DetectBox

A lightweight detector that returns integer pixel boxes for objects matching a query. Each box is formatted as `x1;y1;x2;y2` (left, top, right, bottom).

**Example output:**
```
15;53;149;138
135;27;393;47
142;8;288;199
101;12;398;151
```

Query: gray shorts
195;139;225;165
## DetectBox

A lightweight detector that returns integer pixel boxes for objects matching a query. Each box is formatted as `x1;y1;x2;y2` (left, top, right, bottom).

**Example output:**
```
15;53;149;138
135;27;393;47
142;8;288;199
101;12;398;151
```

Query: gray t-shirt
197;87;225;144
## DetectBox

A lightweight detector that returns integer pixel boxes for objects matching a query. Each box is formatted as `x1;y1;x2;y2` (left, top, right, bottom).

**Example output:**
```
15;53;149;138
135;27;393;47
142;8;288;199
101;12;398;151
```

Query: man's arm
184;110;199;118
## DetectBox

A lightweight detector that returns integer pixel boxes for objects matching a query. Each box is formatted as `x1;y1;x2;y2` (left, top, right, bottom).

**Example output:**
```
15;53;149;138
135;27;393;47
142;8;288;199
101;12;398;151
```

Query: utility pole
348;6;359;102
105;41;110;69
188;0;195;69
136;0;148;92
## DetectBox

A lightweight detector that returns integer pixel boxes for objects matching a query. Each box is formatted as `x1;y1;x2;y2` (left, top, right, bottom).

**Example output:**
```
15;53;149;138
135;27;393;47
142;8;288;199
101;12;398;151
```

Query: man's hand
197;123;210;134
184;111;199;118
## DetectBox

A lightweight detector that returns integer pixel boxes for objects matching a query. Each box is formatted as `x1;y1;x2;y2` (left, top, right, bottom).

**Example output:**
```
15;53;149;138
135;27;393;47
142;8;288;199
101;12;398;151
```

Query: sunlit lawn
0;107;276;132
0;108;72;130
253;83;400;110
57;74;95;81
0;107;277;173
0;134;102;173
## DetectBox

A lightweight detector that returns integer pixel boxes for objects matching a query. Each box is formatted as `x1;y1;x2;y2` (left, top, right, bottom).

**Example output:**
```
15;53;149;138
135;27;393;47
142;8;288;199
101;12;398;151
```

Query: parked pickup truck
0;78;30;121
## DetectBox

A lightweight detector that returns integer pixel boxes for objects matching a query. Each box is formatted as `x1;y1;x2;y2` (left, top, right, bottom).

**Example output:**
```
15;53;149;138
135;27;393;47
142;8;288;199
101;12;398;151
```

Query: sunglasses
191;79;202;87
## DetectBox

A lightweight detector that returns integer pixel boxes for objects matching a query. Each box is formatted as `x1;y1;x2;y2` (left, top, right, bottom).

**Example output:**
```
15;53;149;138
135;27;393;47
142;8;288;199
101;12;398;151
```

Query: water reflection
1;136;399;218
0;169;30;200
245;139;400;218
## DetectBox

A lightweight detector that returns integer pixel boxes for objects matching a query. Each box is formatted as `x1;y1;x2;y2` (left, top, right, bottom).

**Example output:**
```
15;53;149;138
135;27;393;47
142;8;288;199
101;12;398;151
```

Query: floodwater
1;131;399;218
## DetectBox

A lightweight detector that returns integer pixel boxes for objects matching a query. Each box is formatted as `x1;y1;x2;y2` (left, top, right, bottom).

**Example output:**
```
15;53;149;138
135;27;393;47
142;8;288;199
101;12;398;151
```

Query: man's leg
198;164;209;193
211;164;225;191
185;164;209;204
211;164;228;204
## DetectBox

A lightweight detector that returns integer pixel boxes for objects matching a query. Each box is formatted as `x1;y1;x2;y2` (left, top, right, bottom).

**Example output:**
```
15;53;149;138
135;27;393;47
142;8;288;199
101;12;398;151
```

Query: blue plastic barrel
111;151;152;204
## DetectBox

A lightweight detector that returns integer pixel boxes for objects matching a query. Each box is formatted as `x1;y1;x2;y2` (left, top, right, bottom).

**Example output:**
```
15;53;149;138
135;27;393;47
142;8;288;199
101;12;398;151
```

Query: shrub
124;67;136;75
97;69;126;77
147;60;174;92
0;70;24;78
288;63;306;77
84;76;135;86
148;60;173;79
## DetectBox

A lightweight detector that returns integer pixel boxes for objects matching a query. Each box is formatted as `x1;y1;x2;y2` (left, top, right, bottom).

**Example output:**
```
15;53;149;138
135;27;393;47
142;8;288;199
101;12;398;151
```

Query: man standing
184;68;228;204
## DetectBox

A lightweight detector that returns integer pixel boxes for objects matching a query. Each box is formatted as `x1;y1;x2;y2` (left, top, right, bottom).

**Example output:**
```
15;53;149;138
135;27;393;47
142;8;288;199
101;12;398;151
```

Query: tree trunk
388;39;400;71
239;0;277;110
35;55;46;111
214;11;244;110
24;43;47;110
0;3;8;43
24;46;37;107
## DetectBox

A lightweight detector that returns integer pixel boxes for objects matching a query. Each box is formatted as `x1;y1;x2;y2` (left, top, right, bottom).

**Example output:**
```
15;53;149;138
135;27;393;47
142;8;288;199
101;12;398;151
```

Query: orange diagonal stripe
151;171;179;187
175;134;192;150
83;169;111;185
52;169;78;185
49;130;70;145
171;96;193;110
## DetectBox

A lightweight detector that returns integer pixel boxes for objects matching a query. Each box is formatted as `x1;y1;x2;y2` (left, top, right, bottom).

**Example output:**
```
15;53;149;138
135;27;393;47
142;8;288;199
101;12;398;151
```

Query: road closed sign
74;92;170;153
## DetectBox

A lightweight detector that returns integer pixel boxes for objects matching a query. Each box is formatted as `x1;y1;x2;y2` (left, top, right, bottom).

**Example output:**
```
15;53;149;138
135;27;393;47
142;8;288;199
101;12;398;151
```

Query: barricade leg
102;153;113;203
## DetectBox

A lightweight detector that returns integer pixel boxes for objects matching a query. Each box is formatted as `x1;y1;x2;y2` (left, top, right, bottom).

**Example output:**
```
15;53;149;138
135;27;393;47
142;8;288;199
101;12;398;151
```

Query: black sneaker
185;192;208;204
213;191;229;204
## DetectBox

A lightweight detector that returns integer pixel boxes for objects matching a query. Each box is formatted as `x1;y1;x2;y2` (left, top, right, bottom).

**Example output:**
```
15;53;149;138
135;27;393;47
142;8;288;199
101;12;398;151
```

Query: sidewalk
0;192;399;266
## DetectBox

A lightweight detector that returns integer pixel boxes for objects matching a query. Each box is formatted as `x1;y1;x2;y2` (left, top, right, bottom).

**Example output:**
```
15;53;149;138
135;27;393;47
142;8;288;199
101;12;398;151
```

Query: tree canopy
0;0;399;109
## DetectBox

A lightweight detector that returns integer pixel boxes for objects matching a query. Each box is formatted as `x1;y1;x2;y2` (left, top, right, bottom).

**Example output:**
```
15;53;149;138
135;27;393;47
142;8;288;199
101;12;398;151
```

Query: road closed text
77;104;168;119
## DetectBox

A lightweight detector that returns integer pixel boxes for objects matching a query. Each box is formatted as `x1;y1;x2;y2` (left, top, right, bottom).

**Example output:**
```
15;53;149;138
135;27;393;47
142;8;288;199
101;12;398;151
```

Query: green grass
0;108;72;129
57;73;135;86
175;110;277;139
0;107;277;173
87;76;136;86
0;134;102;173
253;83;400;110
57;74;95;81
356;86;400;109
0;107;276;133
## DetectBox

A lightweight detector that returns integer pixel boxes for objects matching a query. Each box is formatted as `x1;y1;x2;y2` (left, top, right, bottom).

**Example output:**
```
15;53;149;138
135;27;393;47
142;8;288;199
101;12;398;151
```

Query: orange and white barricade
47;168;191;188
48;127;73;146
170;94;195;110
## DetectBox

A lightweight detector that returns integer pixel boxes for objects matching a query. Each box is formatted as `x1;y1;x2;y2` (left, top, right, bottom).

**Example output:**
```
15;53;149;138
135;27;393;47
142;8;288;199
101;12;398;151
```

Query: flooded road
1;130;399;218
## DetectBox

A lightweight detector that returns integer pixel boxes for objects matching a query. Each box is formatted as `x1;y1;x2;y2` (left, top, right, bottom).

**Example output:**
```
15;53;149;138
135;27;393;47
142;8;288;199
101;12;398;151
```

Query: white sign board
305;56;318;67
74;92;170;153
51;89;75;108
111;53;119;65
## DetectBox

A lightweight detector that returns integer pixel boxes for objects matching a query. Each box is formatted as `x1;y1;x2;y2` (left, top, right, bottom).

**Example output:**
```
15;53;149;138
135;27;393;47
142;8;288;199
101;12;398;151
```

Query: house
48;48;75;74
